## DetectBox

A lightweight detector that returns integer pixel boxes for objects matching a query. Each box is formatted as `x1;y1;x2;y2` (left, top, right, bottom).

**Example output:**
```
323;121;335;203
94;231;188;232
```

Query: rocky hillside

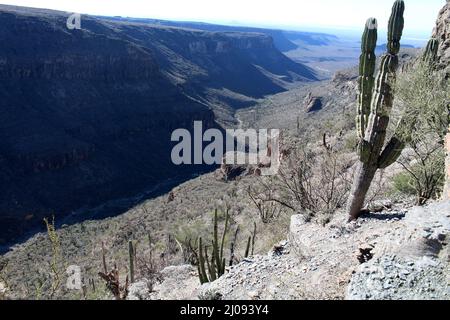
0;4;316;245
433;0;450;77
128;201;449;300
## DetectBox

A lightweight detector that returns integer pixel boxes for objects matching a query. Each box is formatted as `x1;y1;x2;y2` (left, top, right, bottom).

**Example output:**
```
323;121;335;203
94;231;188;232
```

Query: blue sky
0;0;445;38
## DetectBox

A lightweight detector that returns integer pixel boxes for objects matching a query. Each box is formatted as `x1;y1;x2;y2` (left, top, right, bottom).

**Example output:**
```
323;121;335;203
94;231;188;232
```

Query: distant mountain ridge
102;16;338;52
376;43;416;52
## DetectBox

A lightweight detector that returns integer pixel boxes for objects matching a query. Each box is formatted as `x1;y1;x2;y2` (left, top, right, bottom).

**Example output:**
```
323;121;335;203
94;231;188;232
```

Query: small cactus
197;210;256;284
197;210;229;284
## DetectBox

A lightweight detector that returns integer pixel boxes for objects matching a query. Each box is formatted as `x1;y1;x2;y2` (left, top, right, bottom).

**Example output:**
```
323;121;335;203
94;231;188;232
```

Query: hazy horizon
0;0;446;41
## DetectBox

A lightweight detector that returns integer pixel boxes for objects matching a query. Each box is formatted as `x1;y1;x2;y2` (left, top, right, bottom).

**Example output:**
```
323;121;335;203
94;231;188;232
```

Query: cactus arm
219;210;229;275
378;114;412;169
212;209;221;276
362;53;399;164
423;38;439;62
371;54;399;116
196;262;204;284
357;18;378;142
378;136;405;168
205;245;217;281
197;237;209;284
387;0;405;55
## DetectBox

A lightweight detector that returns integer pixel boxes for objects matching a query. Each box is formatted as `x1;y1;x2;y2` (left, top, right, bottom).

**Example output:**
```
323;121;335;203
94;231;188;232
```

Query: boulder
303;92;323;112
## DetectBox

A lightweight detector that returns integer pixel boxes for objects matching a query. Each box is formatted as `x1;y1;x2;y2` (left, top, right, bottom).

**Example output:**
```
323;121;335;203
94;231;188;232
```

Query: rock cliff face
105;16;338;53
431;0;450;200
432;0;450;77
433;1;450;200
303;92;323;112
0;5;317;244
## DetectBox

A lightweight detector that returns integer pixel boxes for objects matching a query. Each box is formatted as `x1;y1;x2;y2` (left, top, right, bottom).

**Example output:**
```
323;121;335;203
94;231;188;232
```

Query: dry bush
134;235;163;292
249;140;353;224
176;237;199;266
98;241;129;300
247;184;285;224
396;143;446;205
98;266;129;300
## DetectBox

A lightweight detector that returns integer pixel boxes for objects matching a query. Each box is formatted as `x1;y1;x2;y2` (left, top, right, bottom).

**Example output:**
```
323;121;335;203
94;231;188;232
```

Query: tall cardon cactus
347;0;406;221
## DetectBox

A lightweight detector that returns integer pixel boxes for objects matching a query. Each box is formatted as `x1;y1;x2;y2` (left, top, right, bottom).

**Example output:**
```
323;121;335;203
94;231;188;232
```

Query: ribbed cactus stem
197;237;208;284
219;210;229;275
244;236;251;258
370;54;398;117
251;222;256;256
205;245;217;281
128;240;135;283
357;18;378;142
212;210;221;276
423;38;439;63
387;0;405;55
378;136;405;168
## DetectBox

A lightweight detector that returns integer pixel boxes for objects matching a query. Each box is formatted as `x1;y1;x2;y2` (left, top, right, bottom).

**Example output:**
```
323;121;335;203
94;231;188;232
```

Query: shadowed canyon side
0;5;316;245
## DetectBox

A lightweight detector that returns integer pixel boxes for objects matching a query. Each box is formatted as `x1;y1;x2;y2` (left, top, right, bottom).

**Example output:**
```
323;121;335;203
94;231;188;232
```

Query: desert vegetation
248;138;353;225
0;0;448;301
392;56;449;204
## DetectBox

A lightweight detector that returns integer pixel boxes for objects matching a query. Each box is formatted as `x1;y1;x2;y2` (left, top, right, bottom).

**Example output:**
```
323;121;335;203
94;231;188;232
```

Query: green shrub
393;171;416;195
344;132;359;152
